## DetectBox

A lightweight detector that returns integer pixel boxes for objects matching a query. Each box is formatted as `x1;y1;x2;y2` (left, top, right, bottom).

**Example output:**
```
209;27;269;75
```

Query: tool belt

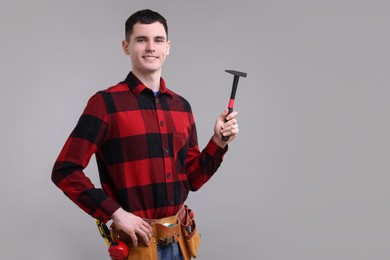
110;205;200;260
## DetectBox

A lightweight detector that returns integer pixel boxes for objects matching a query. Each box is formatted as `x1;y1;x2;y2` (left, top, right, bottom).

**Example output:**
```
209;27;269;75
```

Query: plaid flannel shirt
52;72;227;222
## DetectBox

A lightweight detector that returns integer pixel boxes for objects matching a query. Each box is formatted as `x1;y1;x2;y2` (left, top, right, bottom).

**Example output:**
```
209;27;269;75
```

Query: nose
146;41;155;52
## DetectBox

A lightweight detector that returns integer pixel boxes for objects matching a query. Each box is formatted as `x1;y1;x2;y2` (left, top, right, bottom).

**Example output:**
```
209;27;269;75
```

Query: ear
166;40;171;55
122;40;130;55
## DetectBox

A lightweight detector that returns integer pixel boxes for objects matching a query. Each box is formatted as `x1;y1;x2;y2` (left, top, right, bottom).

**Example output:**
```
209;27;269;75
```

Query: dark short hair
125;9;168;41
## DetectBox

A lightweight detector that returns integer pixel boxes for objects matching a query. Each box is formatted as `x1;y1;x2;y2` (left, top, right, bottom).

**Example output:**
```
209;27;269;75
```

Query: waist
143;214;178;226
111;214;182;246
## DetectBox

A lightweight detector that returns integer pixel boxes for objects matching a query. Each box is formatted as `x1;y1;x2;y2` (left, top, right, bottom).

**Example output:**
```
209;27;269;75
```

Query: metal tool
96;219;128;259
222;70;247;141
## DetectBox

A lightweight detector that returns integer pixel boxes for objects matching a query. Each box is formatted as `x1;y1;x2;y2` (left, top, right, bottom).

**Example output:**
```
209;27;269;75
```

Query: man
52;9;239;259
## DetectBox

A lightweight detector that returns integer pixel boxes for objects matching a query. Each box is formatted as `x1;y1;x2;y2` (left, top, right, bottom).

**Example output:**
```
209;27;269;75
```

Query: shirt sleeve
51;93;121;223
184;117;228;191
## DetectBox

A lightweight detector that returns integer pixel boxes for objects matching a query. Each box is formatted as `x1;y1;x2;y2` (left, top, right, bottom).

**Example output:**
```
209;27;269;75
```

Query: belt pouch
125;243;158;260
179;206;201;258
110;226;158;260
182;220;200;258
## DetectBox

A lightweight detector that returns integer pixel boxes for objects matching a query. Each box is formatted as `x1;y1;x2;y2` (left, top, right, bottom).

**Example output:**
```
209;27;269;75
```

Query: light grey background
1;0;389;259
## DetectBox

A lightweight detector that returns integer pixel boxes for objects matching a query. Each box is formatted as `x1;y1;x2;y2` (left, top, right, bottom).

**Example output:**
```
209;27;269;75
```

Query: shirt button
160;121;164;126
167;173;172;179
169;199;174;205
164;147;169;154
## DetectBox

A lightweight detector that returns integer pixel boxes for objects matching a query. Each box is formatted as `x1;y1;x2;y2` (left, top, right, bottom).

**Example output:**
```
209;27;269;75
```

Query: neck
132;69;161;92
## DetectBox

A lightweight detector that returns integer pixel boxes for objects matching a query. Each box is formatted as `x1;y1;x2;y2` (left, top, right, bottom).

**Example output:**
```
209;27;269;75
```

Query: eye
155;38;165;43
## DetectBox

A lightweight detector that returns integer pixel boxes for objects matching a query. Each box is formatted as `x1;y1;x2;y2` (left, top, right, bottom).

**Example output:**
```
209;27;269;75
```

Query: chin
144;66;162;73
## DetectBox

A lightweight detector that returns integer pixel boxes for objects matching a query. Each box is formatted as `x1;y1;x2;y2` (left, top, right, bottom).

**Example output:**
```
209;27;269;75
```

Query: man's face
123;22;171;75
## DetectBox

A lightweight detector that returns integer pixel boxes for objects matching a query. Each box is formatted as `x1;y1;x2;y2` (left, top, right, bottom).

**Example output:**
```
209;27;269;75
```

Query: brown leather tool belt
110;206;199;260
111;214;181;246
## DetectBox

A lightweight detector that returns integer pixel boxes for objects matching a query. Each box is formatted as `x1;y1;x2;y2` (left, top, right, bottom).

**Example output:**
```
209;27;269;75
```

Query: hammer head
225;70;247;78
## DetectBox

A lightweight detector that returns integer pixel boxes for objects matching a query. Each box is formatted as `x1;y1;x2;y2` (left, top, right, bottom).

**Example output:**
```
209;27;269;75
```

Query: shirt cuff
94;197;121;223
206;137;228;157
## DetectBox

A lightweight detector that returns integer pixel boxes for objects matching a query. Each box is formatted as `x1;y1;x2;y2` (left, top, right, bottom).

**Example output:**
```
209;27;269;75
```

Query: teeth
144;56;157;62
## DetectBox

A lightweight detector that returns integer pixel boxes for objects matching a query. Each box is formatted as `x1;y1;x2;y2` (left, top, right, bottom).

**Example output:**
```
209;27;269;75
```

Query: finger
221;121;237;132
222;125;239;137
222;119;237;131
219;109;229;122
137;228;151;246
222;107;229;116
142;221;153;232
223;118;237;127
140;223;152;238
222;130;234;137
129;232;138;247
225;110;238;120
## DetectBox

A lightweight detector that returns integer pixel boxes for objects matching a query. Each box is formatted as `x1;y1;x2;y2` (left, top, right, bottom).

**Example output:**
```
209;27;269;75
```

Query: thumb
220;108;228;120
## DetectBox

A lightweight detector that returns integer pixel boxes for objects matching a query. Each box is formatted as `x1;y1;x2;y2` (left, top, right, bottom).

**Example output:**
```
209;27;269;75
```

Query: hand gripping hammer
222;70;247;141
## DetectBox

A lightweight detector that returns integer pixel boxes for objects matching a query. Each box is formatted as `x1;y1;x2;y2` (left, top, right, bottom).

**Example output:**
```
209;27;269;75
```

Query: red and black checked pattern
52;72;227;222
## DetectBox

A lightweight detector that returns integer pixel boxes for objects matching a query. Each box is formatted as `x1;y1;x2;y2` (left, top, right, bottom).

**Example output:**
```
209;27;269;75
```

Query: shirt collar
124;71;174;98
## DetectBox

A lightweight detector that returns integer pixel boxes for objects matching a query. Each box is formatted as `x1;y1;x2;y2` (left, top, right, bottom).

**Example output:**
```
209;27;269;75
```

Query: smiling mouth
143;55;158;61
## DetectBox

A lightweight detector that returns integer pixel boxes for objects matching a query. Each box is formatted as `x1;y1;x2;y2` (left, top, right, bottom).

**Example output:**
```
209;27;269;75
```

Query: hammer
222;70;247;141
